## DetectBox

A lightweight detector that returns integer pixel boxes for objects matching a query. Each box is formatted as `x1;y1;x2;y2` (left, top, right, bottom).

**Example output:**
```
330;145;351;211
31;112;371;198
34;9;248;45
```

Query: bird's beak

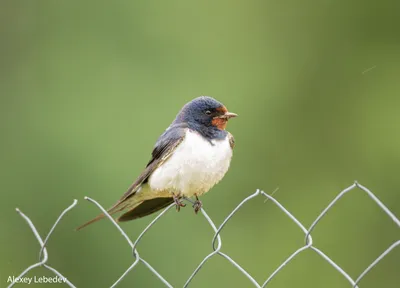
219;112;238;119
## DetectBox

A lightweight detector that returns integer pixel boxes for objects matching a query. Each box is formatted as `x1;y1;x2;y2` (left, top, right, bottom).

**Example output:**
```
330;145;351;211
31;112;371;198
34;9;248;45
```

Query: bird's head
175;96;237;130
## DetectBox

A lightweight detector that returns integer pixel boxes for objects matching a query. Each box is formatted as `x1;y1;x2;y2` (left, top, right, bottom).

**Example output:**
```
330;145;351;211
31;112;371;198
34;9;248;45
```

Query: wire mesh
7;182;400;287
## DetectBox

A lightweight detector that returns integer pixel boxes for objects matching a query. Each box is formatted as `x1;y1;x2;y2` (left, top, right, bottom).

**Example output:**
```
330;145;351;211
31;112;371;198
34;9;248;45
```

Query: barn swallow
77;96;237;230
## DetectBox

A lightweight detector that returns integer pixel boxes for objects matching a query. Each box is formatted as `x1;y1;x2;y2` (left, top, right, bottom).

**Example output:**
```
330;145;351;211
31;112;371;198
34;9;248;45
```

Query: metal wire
8;182;399;287
8;200;78;288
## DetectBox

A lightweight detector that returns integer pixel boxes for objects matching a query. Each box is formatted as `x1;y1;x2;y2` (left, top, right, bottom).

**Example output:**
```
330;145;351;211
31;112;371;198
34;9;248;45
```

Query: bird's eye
205;110;212;115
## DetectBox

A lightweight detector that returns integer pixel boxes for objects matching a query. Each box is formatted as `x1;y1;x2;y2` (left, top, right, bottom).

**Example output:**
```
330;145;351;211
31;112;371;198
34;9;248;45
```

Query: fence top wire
7;181;400;288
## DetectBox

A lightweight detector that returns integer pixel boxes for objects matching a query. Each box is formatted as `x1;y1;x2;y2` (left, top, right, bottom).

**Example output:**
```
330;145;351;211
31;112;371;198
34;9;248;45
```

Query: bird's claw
173;195;186;212
193;199;202;214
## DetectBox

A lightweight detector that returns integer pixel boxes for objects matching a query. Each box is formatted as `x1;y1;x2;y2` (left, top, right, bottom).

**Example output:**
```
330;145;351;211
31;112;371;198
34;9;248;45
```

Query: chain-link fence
7;182;400;288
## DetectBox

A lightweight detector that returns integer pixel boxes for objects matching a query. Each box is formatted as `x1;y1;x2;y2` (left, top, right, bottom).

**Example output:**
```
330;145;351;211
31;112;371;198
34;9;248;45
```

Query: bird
76;96;237;230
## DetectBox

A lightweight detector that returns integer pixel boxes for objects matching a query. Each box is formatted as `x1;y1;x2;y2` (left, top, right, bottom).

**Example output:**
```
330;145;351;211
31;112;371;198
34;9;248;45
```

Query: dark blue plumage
173;96;228;140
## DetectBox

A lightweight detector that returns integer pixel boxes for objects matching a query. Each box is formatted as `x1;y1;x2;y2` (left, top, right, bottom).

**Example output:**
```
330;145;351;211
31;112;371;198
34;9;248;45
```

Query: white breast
148;129;233;197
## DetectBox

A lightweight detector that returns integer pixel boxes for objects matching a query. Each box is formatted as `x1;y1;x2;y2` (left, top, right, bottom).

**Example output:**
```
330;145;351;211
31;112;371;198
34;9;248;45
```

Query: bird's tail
75;209;122;231
76;182;148;231
75;198;138;231
75;214;105;231
117;197;174;222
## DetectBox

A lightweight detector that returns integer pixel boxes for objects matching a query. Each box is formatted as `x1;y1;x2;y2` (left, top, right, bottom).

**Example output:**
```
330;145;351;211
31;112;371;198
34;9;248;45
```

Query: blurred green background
1;0;400;287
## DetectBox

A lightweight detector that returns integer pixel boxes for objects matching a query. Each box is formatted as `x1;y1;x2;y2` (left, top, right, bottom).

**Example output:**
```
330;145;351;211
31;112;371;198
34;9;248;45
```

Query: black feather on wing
117;197;175;222
75;123;187;230
228;132;235;149
113;122;188;207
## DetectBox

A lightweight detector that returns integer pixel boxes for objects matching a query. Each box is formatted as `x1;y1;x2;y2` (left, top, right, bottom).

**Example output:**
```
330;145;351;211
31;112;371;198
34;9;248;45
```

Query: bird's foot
193;195;202;214
173;195;186;212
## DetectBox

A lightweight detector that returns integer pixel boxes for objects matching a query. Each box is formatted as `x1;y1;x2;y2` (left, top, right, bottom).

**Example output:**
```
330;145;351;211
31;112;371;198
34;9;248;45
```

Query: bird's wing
117;197;175;222
228;132;235;149
76;123;187;230
118;122;188;204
